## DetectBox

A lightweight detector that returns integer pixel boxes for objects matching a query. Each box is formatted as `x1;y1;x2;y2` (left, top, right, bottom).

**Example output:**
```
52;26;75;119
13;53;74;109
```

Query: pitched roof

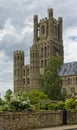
59;61;77;76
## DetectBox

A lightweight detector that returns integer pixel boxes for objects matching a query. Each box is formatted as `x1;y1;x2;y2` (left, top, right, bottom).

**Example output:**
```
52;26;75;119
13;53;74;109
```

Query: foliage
10;92;32;111
0;90;32;111
0;89;76;112
39;56;64;101
65;98;76;110
26;90;49;105
0;98;3;106
33;100;65;111
4;89;13;102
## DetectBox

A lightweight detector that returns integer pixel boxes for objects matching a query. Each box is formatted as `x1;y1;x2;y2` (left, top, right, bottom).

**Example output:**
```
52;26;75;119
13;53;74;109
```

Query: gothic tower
13;8;64;93
29;8;64;89
14;50;24;93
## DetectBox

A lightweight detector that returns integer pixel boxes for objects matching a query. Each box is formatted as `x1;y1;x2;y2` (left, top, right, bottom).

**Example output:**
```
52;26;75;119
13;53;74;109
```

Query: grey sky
0;0;77;97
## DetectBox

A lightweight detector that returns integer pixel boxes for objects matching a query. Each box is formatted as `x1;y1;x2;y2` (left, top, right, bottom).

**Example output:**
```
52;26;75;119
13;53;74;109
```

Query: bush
56;102;65;110
33;100;65;111
9;92;32;111
0;91;32;112
65;98;76;110
26;90;49;105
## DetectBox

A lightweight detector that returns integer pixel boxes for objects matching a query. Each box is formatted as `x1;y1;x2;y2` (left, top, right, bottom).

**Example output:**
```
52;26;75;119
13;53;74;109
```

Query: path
35;124;77;130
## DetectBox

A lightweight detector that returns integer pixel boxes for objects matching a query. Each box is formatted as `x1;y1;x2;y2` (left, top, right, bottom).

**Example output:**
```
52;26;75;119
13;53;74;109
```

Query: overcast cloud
0;0;77;98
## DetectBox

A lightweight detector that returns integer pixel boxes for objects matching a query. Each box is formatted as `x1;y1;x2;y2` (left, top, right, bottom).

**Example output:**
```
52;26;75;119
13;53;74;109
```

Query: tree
4;89;13;102
39;56;64;100
26;90;49;105
0;98;3;106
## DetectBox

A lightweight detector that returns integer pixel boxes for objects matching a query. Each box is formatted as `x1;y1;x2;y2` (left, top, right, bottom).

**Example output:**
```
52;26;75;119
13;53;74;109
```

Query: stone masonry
0;111;62;130
13;8;63;93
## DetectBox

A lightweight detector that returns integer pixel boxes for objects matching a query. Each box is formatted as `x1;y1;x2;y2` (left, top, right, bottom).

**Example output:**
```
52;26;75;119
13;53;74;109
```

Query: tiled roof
59;61;77;76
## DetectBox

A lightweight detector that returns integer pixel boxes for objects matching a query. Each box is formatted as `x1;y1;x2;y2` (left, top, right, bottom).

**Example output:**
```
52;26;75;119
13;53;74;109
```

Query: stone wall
67;111;77;124
0;111;62;130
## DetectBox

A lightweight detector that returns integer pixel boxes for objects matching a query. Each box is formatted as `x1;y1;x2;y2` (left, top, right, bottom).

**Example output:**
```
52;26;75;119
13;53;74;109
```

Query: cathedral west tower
14;8;64;93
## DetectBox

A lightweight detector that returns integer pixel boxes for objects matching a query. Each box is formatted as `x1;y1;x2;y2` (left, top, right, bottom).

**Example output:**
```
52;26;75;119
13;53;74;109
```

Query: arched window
23;70;25;76
45;46;47;56
41;25;45;34
76;77;77;84
33;52;34;59
45;59;47;67
41;47;43;56
55;26;57;36
67;78;71;85
41;60;43;68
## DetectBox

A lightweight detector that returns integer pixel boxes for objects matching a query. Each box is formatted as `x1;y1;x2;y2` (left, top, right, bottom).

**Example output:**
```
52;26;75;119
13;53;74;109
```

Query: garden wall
0;111;62;130
67;111;77;124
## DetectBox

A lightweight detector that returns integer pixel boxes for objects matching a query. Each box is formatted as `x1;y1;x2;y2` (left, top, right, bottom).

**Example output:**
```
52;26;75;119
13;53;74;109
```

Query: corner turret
13;50;24;93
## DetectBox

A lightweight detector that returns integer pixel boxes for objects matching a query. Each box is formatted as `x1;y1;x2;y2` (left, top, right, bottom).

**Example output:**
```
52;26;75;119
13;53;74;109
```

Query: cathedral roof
59;61;77;76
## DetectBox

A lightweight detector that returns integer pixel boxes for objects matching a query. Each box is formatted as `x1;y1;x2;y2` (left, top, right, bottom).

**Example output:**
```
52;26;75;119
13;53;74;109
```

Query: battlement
14;50;24;55
40;17;47;23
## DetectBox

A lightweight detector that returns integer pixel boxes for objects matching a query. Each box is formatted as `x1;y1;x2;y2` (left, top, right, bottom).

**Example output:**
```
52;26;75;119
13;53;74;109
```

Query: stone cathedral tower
14;8;64;93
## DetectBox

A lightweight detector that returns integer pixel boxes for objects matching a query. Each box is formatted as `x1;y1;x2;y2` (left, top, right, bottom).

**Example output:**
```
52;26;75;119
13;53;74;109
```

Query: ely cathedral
13;8;63;93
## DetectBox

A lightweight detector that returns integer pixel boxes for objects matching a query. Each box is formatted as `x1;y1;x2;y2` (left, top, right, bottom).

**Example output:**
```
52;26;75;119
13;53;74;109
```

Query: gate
62;110;67;125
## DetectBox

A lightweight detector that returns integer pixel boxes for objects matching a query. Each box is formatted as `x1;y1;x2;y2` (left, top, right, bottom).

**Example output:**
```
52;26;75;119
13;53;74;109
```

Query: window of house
67;78;71;85
71;87;75;93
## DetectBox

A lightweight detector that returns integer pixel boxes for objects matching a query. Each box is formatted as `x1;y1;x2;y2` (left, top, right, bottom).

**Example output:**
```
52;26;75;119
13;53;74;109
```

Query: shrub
65;98;76;110
26;90;49;105
56;102;65;110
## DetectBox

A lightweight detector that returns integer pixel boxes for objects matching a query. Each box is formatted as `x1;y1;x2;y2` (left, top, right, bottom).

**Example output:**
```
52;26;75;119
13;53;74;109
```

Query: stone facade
0;111;63;130
13;8;63;93
59;62;77;96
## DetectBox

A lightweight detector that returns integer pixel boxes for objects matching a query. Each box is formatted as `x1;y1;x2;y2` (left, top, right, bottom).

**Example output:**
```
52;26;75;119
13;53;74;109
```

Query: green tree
26;90;49;105
4;89;13;102
39;56;64;100
0;98;3;106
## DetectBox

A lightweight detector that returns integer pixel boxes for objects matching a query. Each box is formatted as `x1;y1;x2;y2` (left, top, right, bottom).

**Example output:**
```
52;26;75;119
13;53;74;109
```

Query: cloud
64;27;77;63
0;0;77;97
0;18;33;43
0;51;13;98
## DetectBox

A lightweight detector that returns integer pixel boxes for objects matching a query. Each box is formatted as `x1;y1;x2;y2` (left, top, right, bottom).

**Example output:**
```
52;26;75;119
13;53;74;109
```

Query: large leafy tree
39;56;64;100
